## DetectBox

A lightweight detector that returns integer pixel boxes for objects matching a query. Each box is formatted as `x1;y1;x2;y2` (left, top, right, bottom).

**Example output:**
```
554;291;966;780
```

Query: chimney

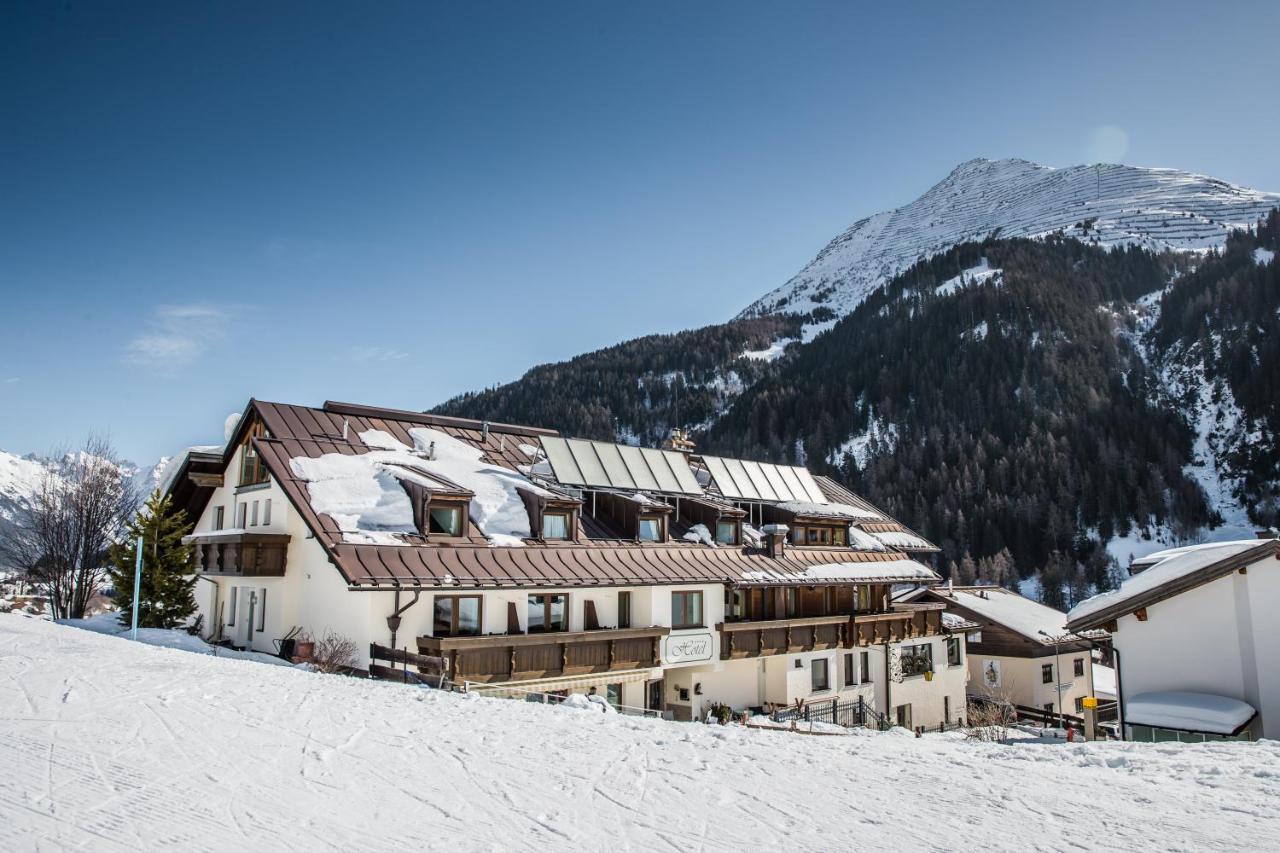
663;427;696;454
760;524;789;559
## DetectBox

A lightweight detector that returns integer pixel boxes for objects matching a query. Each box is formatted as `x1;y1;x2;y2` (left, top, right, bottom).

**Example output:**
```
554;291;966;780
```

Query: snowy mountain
740;158;1280;319
0;449;165;566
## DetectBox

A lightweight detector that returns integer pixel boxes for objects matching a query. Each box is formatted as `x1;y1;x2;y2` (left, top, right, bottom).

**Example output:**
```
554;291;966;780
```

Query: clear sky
3;0;1278;464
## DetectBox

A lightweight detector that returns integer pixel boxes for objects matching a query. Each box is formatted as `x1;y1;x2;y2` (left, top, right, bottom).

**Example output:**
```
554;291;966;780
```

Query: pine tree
109;491;198;630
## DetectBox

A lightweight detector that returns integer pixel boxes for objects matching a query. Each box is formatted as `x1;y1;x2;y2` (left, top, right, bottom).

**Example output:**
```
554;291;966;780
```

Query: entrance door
646;679;664;713
895;703;912;729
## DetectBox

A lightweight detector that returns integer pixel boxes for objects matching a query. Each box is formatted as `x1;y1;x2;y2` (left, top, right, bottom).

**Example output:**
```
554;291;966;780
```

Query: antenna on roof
342;419;349;440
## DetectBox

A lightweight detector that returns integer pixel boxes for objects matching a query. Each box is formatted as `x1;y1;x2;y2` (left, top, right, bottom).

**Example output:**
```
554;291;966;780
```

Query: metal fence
770;696;892;731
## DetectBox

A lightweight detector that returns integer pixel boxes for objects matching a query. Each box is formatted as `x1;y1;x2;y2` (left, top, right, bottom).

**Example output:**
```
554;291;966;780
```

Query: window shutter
584;599;600;631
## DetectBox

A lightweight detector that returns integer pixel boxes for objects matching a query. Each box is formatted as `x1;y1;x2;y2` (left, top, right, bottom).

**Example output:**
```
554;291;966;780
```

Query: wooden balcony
717;615;847;660
187;532;290;578
417;626;670;684
851;603;945;646
717;603;947;660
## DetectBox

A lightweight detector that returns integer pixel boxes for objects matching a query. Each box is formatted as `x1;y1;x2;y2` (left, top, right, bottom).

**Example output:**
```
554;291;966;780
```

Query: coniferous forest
434;212;1280;604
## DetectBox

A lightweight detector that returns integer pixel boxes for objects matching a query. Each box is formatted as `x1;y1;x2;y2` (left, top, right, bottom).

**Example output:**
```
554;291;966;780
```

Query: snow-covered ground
3;616;1278;851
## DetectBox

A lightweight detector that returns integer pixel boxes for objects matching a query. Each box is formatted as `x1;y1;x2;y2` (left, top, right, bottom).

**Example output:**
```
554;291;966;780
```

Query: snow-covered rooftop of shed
1125;691;1255;735
289;428;549;546
939;587;1077;644
1068;539;1270;623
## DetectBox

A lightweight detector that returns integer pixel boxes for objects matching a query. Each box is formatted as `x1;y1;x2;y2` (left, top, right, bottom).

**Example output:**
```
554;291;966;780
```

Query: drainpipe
387;588;422;648
883;641;892;720
1113;647;1126;742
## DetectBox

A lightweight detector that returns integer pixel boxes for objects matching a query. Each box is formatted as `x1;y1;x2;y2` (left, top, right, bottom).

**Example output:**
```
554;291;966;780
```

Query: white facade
1104;556;1280;738
969;651;1095;717
188;439;966;730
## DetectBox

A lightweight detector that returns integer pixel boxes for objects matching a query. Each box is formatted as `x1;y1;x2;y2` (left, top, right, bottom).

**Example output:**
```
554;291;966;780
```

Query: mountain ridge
739;157;1280;321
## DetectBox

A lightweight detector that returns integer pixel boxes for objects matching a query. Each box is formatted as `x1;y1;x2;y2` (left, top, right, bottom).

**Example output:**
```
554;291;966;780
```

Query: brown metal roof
177;398;940;590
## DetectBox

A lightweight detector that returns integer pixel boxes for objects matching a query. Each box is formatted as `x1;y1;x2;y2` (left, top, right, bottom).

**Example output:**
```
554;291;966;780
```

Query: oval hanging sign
663;632;714;665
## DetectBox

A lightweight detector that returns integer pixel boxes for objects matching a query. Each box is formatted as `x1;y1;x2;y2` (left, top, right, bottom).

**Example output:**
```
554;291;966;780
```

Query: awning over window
1126;691;1256;735
464;668;658;698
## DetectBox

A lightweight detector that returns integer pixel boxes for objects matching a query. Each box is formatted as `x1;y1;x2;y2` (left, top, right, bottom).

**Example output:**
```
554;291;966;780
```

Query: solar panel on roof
538;436;703;495
701;455;830;504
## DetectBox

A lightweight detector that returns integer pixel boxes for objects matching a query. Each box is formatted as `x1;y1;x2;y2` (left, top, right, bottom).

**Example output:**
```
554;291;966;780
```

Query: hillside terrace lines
742;159;1280;319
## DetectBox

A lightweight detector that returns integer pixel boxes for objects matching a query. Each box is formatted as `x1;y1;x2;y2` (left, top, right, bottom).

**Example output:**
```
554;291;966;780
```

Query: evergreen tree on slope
109;491;198;629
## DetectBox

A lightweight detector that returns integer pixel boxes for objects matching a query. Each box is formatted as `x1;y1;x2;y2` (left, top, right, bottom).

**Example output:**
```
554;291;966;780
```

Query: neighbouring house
163;398;971;728
1067;538;1280;742
909;584;1111;723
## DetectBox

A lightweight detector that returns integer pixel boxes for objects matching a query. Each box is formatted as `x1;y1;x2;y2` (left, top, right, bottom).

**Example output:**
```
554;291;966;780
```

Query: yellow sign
1082;696;1098;709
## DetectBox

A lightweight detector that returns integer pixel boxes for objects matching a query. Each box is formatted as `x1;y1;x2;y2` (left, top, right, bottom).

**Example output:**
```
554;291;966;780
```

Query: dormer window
715;521;739;545
542;512;571;540
238;421;270;487
638;516;663;542
428;504;465;536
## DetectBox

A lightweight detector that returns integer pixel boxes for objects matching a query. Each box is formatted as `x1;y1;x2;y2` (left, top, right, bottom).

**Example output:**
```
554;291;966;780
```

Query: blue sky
3;0;1278;464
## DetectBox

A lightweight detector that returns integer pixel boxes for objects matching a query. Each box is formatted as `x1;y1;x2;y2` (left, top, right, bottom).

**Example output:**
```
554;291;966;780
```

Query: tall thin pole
130;535;143;641
1054;638;1064;730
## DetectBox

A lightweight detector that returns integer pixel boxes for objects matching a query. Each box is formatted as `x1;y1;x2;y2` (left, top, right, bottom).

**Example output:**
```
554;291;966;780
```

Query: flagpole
130;535;143;641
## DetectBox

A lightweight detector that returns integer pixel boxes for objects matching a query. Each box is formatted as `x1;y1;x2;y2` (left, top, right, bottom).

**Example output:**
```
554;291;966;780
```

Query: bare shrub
966;697;1017;743
311;630;359;674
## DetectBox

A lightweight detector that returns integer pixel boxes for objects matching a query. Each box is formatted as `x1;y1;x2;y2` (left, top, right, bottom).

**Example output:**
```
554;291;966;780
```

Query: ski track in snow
2;616;1279;851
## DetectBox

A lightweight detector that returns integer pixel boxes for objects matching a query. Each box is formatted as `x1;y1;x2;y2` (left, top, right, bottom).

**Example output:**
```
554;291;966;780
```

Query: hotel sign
663;632;714;665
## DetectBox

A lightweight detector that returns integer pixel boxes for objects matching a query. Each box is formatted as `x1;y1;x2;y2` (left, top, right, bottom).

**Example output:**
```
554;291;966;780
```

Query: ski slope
2;616;1278;851
741;158;1280;318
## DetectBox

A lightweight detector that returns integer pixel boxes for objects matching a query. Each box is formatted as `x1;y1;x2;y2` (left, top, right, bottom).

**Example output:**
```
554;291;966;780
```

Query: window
227;587;238;626
1074;697;1085;714
617;591;632;629
238;422;269;486
606;683;622;707
542;512;570;540
855;585;872;612
715;521;738;545
1043;702;1055;715
250;501;259;527
1074;657;1085;678
262;499;272;526
843;653;855;687
671;591;703;629
638;516;662;542
1042;663;1054;684
528;594;568;633
899;643;933;677
428;505;463;536
790;526;805;545
947;637;961;666
895;704;912;729
237;503;247;528
806;527;833;545
833;527;846;546
433;595;482;637
214;506;224;531
256;588;267;631
860;651;871;684
811;658;830;692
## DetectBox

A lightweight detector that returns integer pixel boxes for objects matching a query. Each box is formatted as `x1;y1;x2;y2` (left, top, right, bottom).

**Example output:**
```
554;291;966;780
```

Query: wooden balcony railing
717;615;847;660
187;532;290;578
717;603;947;660
417;626;670;684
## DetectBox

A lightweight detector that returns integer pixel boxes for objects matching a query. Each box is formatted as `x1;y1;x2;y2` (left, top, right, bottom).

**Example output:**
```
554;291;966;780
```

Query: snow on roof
774;500;880;520
941;587;1074;644
1068;539;1270;624
801;559;936;582
1125;691;1256;735
289;428;548;546
156;445;223;497
865;529;933;550
847;526;888;551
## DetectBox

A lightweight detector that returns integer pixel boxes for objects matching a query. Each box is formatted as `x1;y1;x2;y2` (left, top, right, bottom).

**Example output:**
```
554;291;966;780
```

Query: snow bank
290;428;549;545
62;612;292;666
1069;539;1270;624
936;259;1003;297
1126;691;1256;735
4;616;1279;851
